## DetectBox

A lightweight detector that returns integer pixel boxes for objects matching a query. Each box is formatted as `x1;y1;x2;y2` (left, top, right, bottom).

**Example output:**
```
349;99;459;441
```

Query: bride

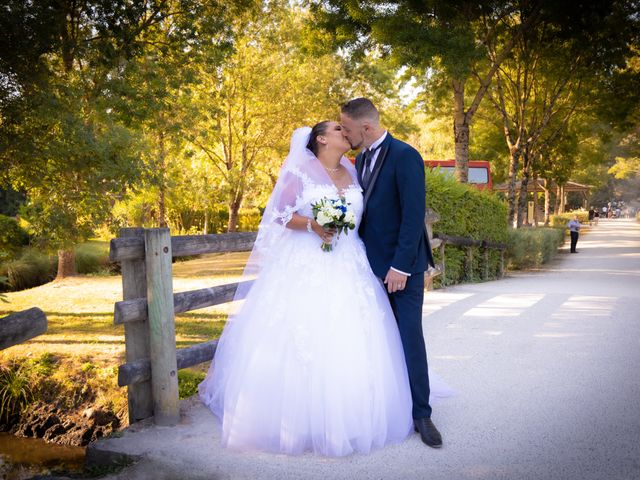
199;122;416;456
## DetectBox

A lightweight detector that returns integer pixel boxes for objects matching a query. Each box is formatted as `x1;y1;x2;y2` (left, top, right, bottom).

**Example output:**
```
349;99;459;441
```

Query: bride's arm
273;171;334;240
286;213;335;241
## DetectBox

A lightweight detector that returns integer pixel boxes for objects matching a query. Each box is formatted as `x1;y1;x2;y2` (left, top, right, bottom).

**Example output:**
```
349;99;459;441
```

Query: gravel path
90;218;640;480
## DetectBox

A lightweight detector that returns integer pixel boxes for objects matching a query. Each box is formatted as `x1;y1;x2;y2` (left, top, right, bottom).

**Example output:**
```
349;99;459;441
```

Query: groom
340;98;442;448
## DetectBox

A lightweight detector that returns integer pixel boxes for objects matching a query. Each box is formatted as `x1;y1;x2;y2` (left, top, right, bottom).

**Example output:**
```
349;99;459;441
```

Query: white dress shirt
364;131;388;173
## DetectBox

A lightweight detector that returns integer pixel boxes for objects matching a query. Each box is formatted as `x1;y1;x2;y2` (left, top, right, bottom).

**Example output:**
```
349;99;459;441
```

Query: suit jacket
356;133;434;279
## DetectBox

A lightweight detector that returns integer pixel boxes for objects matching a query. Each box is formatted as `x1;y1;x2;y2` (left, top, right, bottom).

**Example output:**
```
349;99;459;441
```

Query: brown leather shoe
414;418;443;448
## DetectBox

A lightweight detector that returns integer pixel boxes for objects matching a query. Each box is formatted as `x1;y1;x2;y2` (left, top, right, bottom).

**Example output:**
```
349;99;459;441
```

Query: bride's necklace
322;164;341;173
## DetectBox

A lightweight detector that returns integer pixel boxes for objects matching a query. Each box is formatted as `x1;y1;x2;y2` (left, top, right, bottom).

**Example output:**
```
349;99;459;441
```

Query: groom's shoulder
389;135;422;160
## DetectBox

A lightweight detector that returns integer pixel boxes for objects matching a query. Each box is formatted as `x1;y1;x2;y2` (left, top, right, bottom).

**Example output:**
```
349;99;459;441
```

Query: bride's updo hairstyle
306;121;330;156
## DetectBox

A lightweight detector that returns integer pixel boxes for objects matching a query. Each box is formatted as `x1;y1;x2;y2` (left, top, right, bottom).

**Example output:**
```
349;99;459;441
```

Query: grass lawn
0;251;249;372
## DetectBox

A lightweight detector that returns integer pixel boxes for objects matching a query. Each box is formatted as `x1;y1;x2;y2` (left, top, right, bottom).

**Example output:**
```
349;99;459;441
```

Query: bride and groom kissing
198;97;447;456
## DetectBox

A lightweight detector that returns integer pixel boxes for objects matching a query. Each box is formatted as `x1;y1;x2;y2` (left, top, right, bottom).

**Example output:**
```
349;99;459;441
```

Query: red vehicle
424;160;492;190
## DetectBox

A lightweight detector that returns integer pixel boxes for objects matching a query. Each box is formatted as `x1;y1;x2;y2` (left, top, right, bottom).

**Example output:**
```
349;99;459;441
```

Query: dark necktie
362;146;380;189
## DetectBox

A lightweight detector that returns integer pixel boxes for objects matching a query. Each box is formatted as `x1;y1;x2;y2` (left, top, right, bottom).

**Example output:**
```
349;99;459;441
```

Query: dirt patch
13;401;121;446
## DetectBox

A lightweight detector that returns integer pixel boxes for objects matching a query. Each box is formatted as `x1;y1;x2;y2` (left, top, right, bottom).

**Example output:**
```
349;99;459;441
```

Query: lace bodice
271;165;364;233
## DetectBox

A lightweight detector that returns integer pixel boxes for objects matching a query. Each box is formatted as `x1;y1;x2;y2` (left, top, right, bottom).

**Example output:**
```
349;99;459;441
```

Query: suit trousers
387;273;432;419
570;231;579;252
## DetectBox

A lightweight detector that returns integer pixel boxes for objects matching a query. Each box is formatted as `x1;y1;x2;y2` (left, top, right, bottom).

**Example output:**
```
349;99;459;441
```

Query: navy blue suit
357;133;434;419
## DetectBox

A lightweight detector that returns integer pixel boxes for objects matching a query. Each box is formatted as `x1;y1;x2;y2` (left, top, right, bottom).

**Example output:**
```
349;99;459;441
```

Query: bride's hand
312;222;336;243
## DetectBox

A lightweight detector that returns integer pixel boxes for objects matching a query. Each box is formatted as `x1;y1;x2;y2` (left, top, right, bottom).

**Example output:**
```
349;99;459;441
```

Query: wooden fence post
120;228;153;423
466;247;474;282
144;228;179;426
424;209;440;291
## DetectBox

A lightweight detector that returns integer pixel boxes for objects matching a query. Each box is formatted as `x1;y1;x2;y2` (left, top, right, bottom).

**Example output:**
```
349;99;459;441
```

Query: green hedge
0;249;57;292
507;227;566;270
426;170;509;287
549;211;589;228
76;241;119;275
0;242;117;292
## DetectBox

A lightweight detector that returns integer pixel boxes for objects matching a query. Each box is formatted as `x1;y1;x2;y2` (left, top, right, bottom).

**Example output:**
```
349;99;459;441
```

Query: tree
489;2;633;226
186;4;348;231
1;0;148;277
0;0;246;277
111;0;243;228
312;0;544;182
485;22;588;225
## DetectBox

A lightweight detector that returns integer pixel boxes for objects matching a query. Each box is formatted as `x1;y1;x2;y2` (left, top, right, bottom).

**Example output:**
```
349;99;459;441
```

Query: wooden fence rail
433;233;508;284
0;307;48;351
109;232;258;262
111;210;504;426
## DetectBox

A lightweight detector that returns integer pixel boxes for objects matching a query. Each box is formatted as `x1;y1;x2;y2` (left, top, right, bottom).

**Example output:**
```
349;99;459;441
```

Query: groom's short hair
341;98;380;123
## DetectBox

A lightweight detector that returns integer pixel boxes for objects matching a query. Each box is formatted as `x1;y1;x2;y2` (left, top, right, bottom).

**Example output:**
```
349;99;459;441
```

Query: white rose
322;207;336;220
344;211;355;224
316;211;332;226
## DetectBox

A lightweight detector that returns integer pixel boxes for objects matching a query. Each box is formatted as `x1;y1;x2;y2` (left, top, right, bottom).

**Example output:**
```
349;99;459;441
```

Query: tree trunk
227;201;240;233
157;131;167;228
506;147;520;227
543;182;551;226
203;209;209;235
554;184;561;215
452;79;469;183
559;184;566;213
227;187;244;233
56;249;77;279
516;168;530;228
532;172;539;227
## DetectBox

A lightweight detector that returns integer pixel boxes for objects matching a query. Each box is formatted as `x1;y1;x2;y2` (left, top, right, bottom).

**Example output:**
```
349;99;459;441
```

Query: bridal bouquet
311;196;356;252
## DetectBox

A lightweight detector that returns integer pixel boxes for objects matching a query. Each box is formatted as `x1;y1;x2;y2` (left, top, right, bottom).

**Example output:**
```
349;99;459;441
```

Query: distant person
568;215;581;253
594;208;600;225
588;207;595;226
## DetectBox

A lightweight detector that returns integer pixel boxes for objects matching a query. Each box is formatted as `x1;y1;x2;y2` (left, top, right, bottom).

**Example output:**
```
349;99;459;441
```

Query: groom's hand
384;269;407;293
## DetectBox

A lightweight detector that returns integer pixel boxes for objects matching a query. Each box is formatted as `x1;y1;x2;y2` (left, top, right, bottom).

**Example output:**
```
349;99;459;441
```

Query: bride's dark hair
306;121;330;156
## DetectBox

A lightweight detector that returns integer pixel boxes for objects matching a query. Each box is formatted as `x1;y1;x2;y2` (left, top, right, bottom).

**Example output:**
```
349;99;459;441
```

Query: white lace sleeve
271;170;305;226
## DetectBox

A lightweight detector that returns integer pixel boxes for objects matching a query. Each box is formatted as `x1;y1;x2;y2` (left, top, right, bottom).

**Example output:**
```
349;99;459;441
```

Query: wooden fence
433;233;507;283
109;228;257;425
109;210;503;426
0;307;48;351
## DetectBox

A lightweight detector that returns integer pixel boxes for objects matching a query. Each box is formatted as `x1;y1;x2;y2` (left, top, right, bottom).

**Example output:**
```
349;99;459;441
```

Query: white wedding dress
199;128;416;456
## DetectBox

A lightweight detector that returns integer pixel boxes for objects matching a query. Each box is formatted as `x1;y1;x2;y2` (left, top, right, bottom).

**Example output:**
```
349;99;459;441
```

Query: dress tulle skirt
198;230;415;456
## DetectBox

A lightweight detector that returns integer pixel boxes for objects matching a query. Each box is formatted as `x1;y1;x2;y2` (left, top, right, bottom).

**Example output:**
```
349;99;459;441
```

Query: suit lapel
362;135;392;214
355;151;365;187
